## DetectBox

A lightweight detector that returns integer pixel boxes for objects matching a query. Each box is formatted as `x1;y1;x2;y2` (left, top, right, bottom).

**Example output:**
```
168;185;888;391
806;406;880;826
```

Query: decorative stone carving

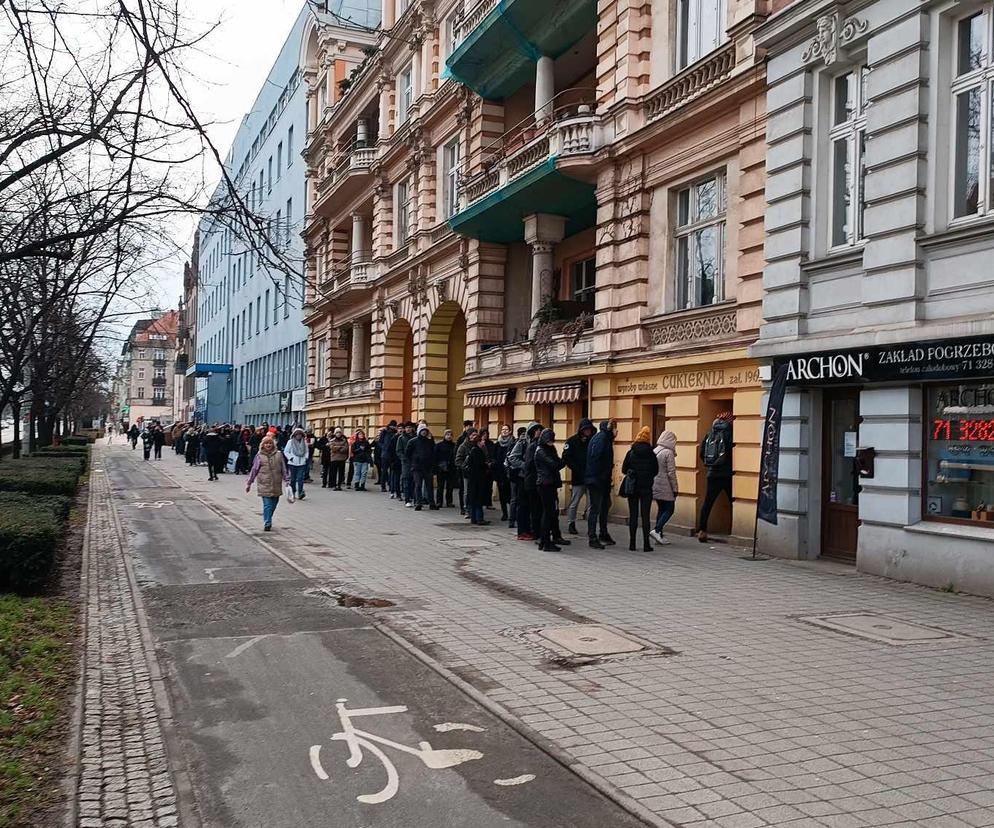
647;309;737;346
802;11;868;66
373;296;386;322
408;271;428;306
434;276;449;303
337;326;352;349
386;299;400;318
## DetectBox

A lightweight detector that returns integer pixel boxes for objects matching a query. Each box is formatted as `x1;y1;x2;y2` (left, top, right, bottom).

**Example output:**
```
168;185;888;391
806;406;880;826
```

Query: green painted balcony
445;0;597;100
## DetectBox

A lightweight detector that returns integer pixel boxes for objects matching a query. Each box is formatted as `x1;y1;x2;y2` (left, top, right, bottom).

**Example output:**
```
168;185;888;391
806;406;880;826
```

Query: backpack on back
702;428;729;468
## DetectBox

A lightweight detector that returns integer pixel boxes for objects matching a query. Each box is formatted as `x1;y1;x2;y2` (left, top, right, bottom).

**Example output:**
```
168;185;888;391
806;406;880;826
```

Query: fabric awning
524;381;586;405
465;388;512;408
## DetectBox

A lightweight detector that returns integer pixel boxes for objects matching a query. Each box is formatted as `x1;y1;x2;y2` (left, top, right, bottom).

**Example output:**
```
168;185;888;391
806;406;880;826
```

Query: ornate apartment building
303;0;770;536
118;310;179;426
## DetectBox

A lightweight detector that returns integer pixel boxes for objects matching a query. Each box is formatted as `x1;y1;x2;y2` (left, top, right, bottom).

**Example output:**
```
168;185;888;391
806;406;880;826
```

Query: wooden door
821;389;860;561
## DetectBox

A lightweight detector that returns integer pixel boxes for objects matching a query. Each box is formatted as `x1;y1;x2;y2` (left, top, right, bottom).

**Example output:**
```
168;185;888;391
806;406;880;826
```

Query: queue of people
160;412;736;545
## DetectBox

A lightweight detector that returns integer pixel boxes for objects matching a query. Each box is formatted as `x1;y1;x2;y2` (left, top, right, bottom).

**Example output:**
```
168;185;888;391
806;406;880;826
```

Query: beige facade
302;0;769;538
119;310;179;426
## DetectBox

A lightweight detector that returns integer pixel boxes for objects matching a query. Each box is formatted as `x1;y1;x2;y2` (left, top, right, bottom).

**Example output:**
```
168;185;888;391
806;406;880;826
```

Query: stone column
351;213;366;260
524;213;567;335
535;55;555;123
356;118;368;147
350;319;368;379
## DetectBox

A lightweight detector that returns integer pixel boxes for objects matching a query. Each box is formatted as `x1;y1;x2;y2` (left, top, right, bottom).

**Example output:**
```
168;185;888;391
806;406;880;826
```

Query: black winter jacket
584;421;615;487
351;438;372;464
563;418;594;479
535;443;564;488
407;434;436;473
621;441;659;496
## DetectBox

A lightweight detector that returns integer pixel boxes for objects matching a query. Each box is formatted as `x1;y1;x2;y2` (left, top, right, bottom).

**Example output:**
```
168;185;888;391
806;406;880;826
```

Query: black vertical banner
757;364;789;526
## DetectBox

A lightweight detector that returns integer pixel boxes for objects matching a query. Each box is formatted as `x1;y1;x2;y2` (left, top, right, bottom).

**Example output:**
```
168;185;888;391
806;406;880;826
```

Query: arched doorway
383;318;414;424
424;302;467;435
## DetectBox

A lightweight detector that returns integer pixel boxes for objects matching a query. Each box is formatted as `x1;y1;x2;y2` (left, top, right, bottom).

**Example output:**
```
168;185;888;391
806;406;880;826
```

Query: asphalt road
107;452;648;828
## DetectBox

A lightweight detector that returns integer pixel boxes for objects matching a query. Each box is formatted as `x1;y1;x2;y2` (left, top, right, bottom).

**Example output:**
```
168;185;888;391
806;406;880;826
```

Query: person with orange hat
621;426;659;551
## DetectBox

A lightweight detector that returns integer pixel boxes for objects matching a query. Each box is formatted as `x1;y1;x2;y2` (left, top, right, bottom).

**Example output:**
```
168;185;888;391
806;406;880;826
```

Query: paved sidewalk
135;447;994;827
73;460;186;828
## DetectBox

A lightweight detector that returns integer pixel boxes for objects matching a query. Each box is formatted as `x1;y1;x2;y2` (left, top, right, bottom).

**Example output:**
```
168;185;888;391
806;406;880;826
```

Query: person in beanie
434;429;460;508
246;435;290;531
408;424;437;510
534;428;566;551
698;412;734;542
507;423;539;539
621;426;659;551
506;426;526;530
454;427;476;516
283;427;309;500
397;422;416;506
563;418;595;534
522;422;545;539
327;428;350;491
585;419;618;548
350;429;372;491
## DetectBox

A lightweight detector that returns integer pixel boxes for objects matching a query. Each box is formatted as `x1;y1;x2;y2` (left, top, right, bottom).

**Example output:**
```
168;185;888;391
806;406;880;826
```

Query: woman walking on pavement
651;431;678;545
534;428;567;551
246;435;290;531
350;429;372;491
284;427;309;500
621;427;659;551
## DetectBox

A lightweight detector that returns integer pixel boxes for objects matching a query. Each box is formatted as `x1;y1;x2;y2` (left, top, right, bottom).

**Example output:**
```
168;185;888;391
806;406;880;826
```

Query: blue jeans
354;462;369;488
655;499;675;534
470;503;484;524
289;464;306;497
262;496;279;527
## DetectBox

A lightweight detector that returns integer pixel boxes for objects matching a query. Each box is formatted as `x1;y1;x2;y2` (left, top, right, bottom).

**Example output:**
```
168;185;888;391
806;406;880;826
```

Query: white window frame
316;338;327;387
442;137;461;219
442;8;460;61
397;64;413;125
674;171;727;310
828;65;869;249
153;387;165;402
395;179;412;243
677;0;727;70
571;256;596;304
153;368;166;380
951;6;994;221
137;386;145;399
137;349;146;359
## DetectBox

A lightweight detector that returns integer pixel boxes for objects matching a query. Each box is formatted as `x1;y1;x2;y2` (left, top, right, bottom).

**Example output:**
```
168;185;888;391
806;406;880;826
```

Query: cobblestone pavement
132;447;994;828
74;459;185;828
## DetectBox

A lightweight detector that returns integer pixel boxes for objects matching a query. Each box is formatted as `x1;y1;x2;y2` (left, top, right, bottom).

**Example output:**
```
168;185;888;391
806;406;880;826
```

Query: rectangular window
267;157;273;192
675;172;726;310
137;368;145;380
286;198;293;245
926;382;994;524
264;290;270;329
287;125;294;165
829;66;868;247
153;387;165;402
241;309;247;344
442;138;461;219
677;0;727;69
137;386;145;399
153;368;166;380
397;65;413;124
277;142;283;178
256;297;261;334
137;349;146;359
952;9;994;219
316;338;327;387
248;303;253;338
284;275;291;318
396;179;411;242
154;349;165;360
442;10;459;60
572;257;597;305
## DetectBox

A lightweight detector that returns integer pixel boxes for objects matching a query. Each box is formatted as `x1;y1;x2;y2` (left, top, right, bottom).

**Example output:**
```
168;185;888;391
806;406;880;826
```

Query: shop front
764;334;994;596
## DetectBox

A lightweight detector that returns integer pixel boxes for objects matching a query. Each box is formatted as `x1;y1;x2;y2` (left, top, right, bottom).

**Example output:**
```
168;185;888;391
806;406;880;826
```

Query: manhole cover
537;624;645;656
799;613;968;645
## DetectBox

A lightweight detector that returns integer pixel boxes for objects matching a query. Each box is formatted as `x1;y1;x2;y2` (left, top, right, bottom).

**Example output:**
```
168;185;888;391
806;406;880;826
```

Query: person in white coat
283;426;309;500
650;430;678;544
106;421;116;444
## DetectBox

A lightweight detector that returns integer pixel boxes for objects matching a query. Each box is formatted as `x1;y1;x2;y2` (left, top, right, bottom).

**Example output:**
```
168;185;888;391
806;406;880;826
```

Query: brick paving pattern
128;447;994;827
76;461;181;828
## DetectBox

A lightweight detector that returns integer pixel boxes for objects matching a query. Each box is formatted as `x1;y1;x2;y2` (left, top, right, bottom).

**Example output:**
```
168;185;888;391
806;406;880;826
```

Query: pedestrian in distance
140;427;153;461
434;429;461;509
397;422;416;506
563;418;595;535
184;427;198;466
350;428;372;491
651;431;678;545
522;422;545;539
621;427;659;551
698;412;734;542
585;419;618;549
106;421;115;444
328;428;350;491
203;426;223;481
505;426;526;530
152;425;165;460
284;427;309;500
304;428;316;482
534;428;567;551
508;424;539;539
492;424;514;521
464;430;490;525
246;435;290;531
454;427;476;516
128;423;139;449
407;424;437;510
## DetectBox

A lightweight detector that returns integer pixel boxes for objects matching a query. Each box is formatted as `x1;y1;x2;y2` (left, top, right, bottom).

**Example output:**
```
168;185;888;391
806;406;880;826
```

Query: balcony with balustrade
448;90;602;243
446;0;597;100
320;250;377;301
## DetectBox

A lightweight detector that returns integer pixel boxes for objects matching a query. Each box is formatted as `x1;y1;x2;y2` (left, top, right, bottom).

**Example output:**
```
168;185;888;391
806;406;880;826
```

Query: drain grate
798;612;970;645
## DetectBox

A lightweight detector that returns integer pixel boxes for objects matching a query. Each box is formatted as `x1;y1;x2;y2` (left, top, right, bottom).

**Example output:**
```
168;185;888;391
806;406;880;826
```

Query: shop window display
926;382;994;522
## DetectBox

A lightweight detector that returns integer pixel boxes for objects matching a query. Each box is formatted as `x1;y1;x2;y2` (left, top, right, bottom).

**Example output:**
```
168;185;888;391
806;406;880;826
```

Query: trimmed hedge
32;447;89;472
0;465;78;498
63;436;89;446
0;491;72;520
0;501;62;592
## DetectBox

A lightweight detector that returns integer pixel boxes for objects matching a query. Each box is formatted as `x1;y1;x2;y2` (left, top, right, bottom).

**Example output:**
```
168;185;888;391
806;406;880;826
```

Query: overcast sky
149;0;307;309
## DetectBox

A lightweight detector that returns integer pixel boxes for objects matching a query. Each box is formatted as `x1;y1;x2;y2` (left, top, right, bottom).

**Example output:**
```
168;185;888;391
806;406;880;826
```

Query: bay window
952;8;994;219
675;172;726;309
829;66;868;247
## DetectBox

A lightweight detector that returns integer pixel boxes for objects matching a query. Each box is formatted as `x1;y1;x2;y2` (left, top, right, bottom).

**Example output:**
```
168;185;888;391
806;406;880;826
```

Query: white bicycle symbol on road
309;698;483;804
133;500;174;509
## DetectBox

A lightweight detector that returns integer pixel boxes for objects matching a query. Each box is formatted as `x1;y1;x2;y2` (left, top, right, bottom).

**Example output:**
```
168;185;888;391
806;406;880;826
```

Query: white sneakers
649;529;670;545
